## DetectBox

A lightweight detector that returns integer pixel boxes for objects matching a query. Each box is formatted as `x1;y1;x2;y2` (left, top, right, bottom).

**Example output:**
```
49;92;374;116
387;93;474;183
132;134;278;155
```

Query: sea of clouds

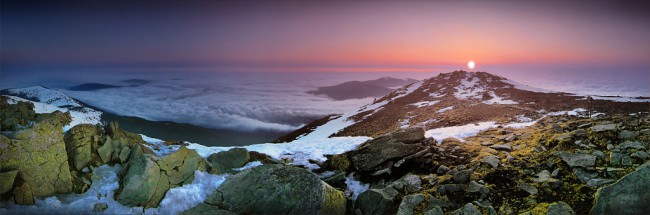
1;67;647;133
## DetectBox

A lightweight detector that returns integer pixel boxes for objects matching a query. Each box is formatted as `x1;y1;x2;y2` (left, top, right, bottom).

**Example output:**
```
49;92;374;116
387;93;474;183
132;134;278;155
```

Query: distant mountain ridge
308;77;419;100
282;70;650;141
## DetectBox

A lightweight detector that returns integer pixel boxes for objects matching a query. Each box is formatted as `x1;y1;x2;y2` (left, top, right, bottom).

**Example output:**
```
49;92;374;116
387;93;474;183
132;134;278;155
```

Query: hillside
308;77;419;100
289;71;650;141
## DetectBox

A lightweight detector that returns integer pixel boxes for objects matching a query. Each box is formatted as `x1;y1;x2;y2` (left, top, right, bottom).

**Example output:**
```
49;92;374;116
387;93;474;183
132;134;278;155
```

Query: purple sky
2;0;649;72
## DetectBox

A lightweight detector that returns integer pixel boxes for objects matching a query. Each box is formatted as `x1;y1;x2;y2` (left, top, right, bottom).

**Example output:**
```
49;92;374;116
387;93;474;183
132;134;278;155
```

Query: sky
2;0;650;73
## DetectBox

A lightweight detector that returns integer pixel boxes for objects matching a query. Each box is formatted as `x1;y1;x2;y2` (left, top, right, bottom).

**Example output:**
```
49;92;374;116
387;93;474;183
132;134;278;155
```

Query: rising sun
468;61;475;69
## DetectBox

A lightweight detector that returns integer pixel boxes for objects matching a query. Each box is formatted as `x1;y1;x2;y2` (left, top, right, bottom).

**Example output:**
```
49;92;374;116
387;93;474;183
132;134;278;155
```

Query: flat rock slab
556;152;596;168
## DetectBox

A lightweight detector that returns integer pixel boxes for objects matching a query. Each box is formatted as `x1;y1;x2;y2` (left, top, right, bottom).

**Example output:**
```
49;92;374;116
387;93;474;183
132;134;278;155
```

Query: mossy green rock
117;145;208;208
0;114;73;197
64;124;101;170
206;164;346;214
0;98;37;131
0;170;19;195
116;146;163;207
207;148;250;168
591;161;650;214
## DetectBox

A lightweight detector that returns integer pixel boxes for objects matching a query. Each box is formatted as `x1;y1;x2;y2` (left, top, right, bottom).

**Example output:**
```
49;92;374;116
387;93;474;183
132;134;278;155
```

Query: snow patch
425;122;498;144
483;91;518;105
454;74;485;100
344;173;369;200
437;106;454;113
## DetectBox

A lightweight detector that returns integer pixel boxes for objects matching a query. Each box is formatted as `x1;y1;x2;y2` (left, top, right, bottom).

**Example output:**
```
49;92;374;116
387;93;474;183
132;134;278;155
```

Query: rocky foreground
2;93;650;214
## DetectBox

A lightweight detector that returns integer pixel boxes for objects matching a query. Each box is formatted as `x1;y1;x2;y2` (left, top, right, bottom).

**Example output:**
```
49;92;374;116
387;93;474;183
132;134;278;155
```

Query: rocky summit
1;70;650;214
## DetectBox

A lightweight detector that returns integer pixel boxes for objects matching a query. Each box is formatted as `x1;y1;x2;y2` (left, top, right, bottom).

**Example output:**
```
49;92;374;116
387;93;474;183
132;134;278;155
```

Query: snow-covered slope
2;86;102;131
292;70;650;140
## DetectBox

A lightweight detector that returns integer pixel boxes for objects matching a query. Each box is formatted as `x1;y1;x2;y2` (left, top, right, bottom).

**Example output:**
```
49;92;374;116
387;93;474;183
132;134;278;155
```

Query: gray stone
390;127;425;144
618;130;636;139
506;153;514;163
437;184;465;194
610;152;623;166
618;141;647;150
451;203;481;215
93;203;108;212
552;124;563;133
621;156;633;166
467;181;489;194
505;135;517;142
556;152;596;167
572;129;588;138
424;206;444;215
350;136;423;171
572;168;598;184
592;150;606;159
489;144;512;151
356;187;400;215
517;183;538;195
533;170;555;183
437;165;451;175
454;170;472;184
591;124;617;133
592;161;650;214
207;148;250;169
397;194;427;215
210;164;346;214
551;168;560;177
547;201;575;215
587;179;615;188
391;173;422;193
119;146;131;163
481;155;500;168
631;151;649;160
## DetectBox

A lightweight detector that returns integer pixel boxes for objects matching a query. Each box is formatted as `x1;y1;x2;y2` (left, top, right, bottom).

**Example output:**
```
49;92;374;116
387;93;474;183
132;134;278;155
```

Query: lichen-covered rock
207;148;250;169
391;173;422;193
0;98;37;131
356;187;400;215
117;145;208;208
64;124;101;170
397;193;427;215
207;164;346;214
591;161;650;215
555;152;596;167
0;170;18;195
0;113;73;198
451;203;481;215
12;181;35;205
350;136;423;171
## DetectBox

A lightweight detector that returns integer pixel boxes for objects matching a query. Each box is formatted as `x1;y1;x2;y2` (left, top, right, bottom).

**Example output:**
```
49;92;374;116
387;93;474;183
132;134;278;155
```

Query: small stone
436;184;465;194
547;201;575;215
481;142;493;146
93;203;108;212
533;170;555;183
517;183;538;195
505;135;517;142
572;129;588;138
481;155;500;168
118;146;131;163
437;165;451;175
631;151;649;160
572;168;597;183
396;194;427;215
489;144;512;151
453;170;472;184
610;152;623;166
578;123;592;129
618;141;647;150
618;130;636;139
391;174;422;193
587;179;615;188
552;125;563;133
591;124;617;133
506;153;514;163
551;168;560;177
556;152;597;167
467;181;489;194
424;206;444;215
81;167;90;173
451;203;481;215
621;156;633;166
592;150;606;160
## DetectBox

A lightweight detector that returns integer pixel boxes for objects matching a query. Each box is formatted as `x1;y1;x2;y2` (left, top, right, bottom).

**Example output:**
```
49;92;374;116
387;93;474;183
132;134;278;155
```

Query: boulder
390;127;425;144
451;203;481;215
489;144;512;151
397;194;427;215
591;162;650;214
481;155;500;168
454;170;472;184
424;206;444;215
350;136;423;171
618;141;647;150
207;148;250;169
0;170;18;195
467;181;489;194
356;187;400;215
117;145;207;208
390;173;422;193
0;113;73;198
206;164;346;214
547;201;575;215
64;124;101;170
